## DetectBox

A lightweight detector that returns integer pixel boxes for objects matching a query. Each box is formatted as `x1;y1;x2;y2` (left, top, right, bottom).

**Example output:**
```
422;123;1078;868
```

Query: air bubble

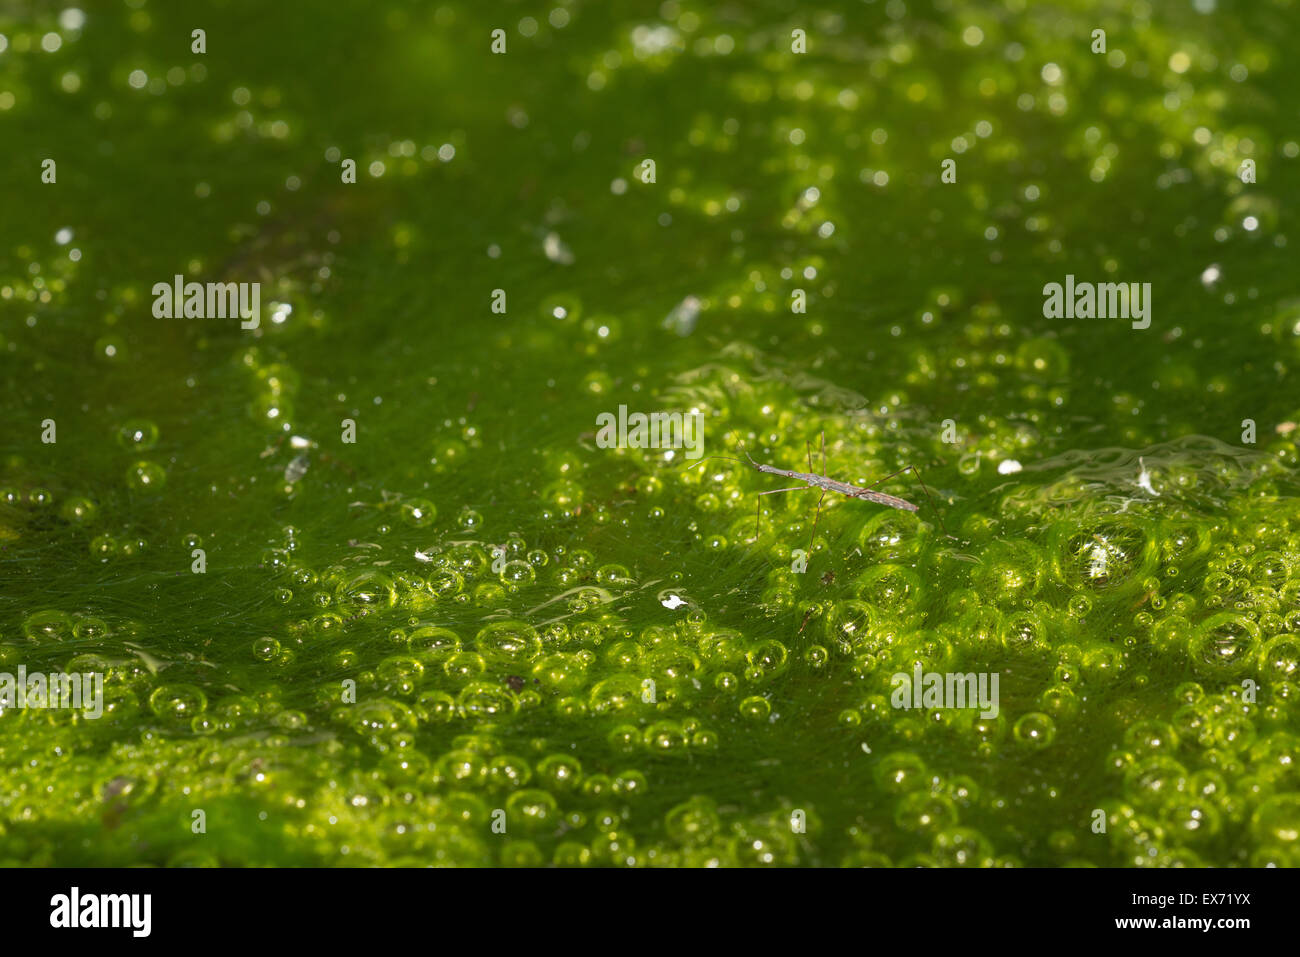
22;609;74;642
401;499;437;527
126;461;166;490
116;419;159;451
1013;712;1056;749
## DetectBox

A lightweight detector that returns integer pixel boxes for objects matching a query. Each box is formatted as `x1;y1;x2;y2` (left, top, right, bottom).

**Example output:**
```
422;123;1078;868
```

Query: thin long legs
752;484;817;541
807;490;827;555
735;430;954;546
762;430;830;554
859;464;954;538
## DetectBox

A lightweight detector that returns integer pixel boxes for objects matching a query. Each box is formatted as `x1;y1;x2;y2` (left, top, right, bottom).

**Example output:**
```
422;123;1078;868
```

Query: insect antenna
681;454;748;471
679;427;760;471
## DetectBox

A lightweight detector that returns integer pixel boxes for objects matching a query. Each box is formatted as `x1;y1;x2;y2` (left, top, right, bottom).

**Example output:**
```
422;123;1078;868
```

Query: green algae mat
2;0;1300;868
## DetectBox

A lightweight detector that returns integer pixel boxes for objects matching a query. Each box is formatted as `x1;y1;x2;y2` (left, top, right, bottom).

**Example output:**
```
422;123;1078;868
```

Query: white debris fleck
997;459;1023;475
660;594;687;610
663;295;701;337
1088;542;1109;579
414;549;434;563
284;454;309;484
543;231;574;264
1137;457;1160;496
290;435;312;450
631;24;679;58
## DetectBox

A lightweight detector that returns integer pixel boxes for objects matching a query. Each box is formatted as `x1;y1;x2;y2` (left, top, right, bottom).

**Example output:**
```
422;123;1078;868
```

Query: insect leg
808;489;827;556
752;485;815;541
864;465;955;540
858;466;913;490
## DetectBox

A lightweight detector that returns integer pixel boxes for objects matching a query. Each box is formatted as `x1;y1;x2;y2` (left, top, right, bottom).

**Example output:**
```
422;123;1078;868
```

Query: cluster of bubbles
188;350;1297;865
5;340;1299;866
0;418;168;562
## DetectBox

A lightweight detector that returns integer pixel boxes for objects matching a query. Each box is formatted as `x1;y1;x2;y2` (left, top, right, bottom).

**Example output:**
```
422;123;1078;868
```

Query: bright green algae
3;1;1300;866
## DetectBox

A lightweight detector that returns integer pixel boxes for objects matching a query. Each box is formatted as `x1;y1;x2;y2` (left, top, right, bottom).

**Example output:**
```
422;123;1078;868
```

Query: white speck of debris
290;435;312;450
284;454;309;484
997;459;1023;475
414;549;433;563
663;295;701;336
1088;543;1109;579
861;742;872;754
632;24;679;57
660;594;687;610
543;231;574;264
1137;457;1160;496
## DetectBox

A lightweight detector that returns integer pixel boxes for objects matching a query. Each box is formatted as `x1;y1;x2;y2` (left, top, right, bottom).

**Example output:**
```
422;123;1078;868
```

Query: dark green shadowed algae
1;1;1299;868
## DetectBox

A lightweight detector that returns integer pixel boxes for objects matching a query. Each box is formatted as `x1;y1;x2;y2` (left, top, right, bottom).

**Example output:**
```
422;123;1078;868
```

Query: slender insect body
752;462;919;512
688;433;951;635
690;433;947;556
758;465;813;480
851;487;919;511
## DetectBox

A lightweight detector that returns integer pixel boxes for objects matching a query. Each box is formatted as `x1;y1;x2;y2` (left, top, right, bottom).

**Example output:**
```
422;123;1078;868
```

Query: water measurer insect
686;432;952;553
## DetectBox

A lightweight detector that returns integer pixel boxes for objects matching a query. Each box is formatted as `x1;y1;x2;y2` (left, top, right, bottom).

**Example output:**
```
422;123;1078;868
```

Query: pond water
2;1;1299;866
